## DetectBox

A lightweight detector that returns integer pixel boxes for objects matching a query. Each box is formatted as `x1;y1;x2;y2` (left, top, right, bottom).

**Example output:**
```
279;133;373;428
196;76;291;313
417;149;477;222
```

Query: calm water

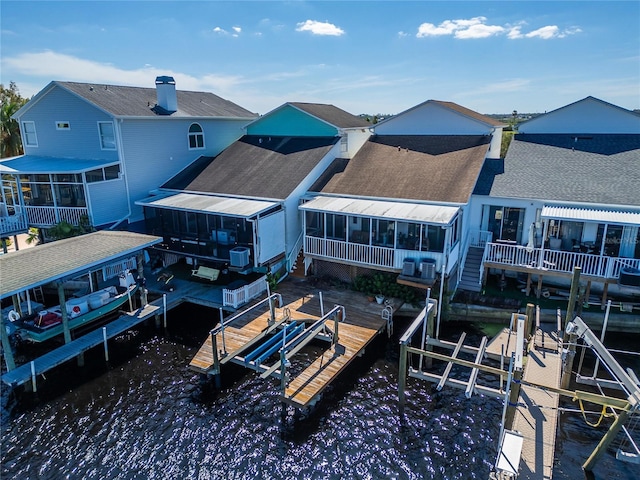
1;304;638;479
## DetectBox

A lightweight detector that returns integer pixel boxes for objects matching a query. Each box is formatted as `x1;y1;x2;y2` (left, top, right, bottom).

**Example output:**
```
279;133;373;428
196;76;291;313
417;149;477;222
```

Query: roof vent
155;76;177;113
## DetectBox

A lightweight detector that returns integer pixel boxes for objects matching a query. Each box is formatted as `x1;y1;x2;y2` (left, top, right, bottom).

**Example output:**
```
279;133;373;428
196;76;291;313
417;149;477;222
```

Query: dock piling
102;327;109;362
30;361;36;392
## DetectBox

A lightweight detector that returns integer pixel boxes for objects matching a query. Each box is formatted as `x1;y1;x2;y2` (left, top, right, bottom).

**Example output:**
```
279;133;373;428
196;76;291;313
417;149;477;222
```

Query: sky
1;1;639;116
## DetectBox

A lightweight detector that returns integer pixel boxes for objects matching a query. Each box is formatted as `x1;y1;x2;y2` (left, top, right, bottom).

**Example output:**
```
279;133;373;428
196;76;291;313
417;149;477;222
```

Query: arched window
188;123;204;149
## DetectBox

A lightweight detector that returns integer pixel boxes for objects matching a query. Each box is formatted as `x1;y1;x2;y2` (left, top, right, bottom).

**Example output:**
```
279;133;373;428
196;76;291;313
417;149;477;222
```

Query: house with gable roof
136;102;372;274
299;99;505;301
468;96;640;298
0;77;257;238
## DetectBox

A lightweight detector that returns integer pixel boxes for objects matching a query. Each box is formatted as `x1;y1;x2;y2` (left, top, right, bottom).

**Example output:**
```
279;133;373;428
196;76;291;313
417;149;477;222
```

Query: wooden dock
512;329;563;479
189;278;394;408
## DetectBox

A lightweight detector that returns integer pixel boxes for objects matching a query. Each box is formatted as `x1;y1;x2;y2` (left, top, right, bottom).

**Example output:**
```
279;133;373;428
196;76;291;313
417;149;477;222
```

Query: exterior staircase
458;246;484;292
289;249;307;278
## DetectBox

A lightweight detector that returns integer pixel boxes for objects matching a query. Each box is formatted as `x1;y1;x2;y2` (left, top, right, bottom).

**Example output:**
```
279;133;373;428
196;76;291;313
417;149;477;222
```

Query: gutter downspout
436;225;451;338
115;118;133;223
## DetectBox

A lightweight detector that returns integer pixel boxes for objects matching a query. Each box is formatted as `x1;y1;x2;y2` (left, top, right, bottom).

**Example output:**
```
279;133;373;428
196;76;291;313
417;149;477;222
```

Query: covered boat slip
189;279;398;408
0;231;162;371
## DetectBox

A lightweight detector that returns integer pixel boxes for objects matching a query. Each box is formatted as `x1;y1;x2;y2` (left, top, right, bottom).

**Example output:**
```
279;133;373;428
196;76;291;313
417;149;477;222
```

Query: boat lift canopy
0;231;162;299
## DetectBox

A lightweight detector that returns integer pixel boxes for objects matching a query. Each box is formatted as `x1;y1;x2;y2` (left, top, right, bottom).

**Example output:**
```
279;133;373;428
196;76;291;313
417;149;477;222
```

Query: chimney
155;76;177;113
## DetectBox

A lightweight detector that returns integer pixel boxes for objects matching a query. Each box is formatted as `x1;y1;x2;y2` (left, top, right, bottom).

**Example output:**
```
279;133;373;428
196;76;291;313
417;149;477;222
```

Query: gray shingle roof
311;135;490;204
58;81;257;118
476;134;640;206
289;102;371;128
162;135;338;200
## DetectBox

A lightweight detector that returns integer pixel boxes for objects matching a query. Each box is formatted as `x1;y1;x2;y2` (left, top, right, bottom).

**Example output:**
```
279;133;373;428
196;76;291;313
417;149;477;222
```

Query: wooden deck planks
188;279;393;407
284;322;378;407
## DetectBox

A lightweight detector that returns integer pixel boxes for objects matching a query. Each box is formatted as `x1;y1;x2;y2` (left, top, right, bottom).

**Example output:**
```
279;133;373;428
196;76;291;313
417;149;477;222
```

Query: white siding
257;211;286;263
375;102;495;135
87;178;129;226
519;98;640;134
119;117;248;222
344;129;372;158
18;85;119;161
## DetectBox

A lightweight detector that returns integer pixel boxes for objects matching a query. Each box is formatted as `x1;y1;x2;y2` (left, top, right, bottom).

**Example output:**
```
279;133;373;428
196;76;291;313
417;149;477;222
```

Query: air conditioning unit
230;247;250;267
420;258;436;281
402;258;416;276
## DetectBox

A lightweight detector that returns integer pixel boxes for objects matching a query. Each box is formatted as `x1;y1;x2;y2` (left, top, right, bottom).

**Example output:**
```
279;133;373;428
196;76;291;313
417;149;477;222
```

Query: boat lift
205;291;346;400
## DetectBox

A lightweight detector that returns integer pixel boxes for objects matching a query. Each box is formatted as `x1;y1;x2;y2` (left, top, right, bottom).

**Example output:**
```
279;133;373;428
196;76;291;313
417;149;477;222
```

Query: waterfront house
299;100;505;297
468;96;640;297
0;77;257;238
136;102;371;275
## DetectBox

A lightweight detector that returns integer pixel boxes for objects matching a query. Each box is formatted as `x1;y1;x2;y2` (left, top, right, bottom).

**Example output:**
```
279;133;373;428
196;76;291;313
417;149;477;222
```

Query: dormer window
188;123;205;150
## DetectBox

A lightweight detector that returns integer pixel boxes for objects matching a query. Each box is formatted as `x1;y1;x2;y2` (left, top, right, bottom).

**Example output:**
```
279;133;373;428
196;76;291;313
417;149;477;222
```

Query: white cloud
1;50;245;95
417;17;580;40
213;26;227;34
233;26;241;34
296;20;345;36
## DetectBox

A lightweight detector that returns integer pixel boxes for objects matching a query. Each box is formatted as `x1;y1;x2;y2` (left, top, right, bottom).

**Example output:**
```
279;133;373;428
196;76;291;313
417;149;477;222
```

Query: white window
22;121;38;147
340;135;348;153
98;121;116;150
56;121;71;130
188;123;205;150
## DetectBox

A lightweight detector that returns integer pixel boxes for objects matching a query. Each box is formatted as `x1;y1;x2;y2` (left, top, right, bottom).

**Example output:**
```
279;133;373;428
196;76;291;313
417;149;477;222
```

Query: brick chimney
155;76;177;113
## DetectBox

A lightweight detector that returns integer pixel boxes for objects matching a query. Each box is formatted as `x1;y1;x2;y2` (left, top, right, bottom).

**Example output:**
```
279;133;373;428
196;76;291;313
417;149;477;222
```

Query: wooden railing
304;235;443;271
24;206;89;227
223;275;267;308
483;242;640;279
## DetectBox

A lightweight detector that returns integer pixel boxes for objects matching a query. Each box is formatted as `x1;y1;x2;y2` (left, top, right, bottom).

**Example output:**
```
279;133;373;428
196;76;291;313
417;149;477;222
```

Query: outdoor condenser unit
230;247;250;267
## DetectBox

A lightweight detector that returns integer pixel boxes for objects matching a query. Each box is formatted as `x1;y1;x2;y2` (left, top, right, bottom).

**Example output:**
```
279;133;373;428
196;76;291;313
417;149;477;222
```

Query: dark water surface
1;304;638;479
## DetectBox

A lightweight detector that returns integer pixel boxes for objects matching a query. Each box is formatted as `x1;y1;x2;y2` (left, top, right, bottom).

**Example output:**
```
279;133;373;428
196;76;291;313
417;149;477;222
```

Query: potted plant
375;293;385;304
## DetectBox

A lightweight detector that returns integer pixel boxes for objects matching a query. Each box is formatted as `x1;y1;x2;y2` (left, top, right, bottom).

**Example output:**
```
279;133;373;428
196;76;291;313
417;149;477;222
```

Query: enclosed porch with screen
300;196;460;275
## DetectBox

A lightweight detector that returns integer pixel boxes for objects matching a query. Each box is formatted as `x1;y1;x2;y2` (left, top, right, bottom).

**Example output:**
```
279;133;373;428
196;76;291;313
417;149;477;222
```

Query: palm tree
1;82;28;158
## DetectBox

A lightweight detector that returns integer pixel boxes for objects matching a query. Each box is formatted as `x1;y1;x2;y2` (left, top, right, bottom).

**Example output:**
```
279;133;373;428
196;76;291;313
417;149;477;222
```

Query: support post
163;294;167;329
398;341;408;414
560;329;577;390
31;360;37;392
525;303;535;340
211;330;220;376
536;274;543;299
57;282;72;344
564;266;581;332
0;315;16;371
136;253;148;306
583;406;631;471
102;326;109;362
419;289;432;371
504;363;522;430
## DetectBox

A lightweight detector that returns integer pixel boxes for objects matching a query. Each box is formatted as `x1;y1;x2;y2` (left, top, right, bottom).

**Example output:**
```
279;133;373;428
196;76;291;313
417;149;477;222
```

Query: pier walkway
190;278;395;408
1;295;182;388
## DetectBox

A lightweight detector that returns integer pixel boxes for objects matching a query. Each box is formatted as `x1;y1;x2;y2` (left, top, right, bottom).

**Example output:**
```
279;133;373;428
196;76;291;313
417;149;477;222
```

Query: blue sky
2;1;639;116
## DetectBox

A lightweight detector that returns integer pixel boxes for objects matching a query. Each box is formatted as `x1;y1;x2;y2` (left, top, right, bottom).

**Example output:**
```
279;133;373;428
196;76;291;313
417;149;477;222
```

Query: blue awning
0;155;117;174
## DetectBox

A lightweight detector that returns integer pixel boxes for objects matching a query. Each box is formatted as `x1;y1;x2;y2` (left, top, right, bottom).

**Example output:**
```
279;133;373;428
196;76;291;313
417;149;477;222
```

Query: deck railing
0;212;29;236
484;242;640;279
223;275;267;308
24;206;89;227
304;235;442;271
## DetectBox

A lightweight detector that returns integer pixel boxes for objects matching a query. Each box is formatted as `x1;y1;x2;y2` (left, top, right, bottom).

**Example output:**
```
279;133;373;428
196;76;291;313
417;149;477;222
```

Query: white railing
223;275;267;308
287;230;304;272
470;230;493;248
103;257;137;280
484;242;640;279
0;213;29;235
24;206;89;227
304;235;443;271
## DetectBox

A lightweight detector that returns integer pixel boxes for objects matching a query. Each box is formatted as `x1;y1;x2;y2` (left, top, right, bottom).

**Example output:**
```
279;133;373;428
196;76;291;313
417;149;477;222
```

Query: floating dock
190;279;395;408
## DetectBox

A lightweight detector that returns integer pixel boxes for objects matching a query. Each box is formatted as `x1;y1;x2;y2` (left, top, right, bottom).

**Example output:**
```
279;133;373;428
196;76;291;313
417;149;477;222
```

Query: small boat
7;283;138;343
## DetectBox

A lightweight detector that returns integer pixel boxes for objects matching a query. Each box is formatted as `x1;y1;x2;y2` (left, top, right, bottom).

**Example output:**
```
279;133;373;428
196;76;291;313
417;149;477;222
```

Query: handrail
457;231;472;286
287;230;305;272
212;292;282;336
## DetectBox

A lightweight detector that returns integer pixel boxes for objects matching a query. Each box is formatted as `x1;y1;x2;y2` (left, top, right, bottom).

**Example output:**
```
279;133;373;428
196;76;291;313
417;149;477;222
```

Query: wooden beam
465;336;487;398
437;332;466;391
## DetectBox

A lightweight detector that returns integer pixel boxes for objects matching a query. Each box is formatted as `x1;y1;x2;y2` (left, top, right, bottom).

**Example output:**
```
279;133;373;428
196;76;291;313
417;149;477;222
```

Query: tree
1;82;29;158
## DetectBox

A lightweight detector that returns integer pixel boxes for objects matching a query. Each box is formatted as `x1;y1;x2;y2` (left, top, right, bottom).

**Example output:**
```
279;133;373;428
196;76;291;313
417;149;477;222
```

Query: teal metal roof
0;155;117;174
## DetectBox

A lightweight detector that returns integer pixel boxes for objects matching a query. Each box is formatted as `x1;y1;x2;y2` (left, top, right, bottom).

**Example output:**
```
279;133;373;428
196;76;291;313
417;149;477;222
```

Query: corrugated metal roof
0;231;162;299
300;197;459;225
136;193;279;218
0;155;116;174
541;206;640;225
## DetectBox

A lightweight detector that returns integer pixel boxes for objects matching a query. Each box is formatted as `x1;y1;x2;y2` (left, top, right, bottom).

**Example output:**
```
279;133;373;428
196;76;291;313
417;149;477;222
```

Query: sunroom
0;155;122;235
137;192;285;271
300;196;460;277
